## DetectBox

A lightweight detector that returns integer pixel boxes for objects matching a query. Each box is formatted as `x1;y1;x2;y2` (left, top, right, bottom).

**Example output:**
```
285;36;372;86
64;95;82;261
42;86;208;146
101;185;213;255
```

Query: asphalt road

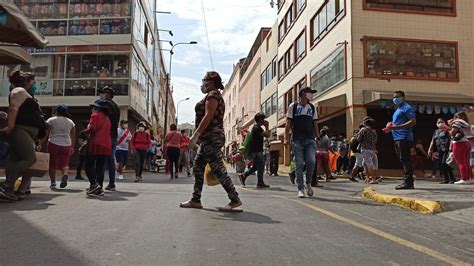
1;171;473;266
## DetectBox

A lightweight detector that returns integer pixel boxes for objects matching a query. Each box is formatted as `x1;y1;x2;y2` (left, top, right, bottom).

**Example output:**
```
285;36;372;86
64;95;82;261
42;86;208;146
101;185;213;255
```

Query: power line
201;0;214;70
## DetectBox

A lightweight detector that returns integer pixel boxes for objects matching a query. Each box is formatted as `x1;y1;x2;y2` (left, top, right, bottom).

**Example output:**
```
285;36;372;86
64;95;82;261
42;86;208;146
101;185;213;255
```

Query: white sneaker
454;179;471;185
298;190;305;198
117;175;124;180
305;184;313;197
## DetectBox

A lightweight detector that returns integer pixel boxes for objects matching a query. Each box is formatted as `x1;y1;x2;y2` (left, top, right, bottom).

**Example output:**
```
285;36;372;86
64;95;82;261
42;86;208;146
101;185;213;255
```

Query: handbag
204;163;220;186
446;152;456;168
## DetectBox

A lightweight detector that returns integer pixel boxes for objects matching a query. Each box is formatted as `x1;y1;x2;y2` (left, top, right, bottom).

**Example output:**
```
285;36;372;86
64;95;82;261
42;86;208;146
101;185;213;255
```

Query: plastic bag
204;163;220;186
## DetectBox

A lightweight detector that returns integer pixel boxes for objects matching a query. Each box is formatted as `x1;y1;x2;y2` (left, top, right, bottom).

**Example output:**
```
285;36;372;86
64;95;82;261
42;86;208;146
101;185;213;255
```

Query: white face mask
305;93;313;100
138;127;145;132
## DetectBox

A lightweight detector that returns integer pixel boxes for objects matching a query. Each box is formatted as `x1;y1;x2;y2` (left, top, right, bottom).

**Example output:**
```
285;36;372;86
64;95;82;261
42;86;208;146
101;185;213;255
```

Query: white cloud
158;0;277;124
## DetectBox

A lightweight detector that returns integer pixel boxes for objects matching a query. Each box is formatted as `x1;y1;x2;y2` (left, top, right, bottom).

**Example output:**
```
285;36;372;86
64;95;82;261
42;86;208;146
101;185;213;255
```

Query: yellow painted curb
362;187;444;214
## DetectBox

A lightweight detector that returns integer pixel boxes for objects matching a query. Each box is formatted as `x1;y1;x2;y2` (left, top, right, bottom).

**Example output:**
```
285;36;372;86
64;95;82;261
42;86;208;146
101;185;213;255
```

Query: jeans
135;150;147;177
292;139;316;190
180;151;190;174
167;147;181;175
105;137;117;186
85;155;106;187
394;140;414;183
270;150;279;175
76;154;86;177
243;152;265;185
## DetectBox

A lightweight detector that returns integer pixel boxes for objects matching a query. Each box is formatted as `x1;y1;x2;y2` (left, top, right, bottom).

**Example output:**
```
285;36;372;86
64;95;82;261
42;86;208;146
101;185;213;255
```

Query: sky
156;0;277;124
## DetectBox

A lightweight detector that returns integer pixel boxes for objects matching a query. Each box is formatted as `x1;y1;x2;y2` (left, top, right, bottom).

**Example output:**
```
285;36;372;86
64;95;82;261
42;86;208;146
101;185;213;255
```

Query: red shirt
165;130;183;149
131;131;151;152
181;135;190;152
84;111;111;156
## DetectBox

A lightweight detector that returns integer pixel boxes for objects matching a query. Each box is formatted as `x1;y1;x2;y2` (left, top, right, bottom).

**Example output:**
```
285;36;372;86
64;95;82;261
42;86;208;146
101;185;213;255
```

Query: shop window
65;80;96;96
81;55;98;78
363;0;455;16
14;0;68;19
97;55;114;78
113;55;130;78
37;21;67;36
68;20;99;35
53;80;64;96
69;0;132;18
364;37;458;81
98;79;129;96
66;55;81;78
100;19;131;35
310;45;346;95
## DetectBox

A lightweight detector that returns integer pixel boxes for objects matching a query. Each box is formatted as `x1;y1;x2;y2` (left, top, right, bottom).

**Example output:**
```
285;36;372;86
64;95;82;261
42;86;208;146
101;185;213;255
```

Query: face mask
30;83;37;93
138;127;145;132
393;97;404;106
305;93;313;100
200;84;208;94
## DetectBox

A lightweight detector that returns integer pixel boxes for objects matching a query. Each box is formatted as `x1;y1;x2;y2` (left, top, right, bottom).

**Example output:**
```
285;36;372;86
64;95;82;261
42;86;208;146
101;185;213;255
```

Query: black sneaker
14;191;27;201
60;175;69;188
256;183;270;189
238;174;247;187
0;186;17;201
105;185;116;191
75;176;85;180
95;188;105;196
86;184;101;196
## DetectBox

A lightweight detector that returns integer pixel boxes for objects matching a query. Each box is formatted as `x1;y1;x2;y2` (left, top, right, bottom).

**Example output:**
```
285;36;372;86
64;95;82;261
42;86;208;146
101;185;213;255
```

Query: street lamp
176;97;190;126
163;41;198;136
158;29;173;36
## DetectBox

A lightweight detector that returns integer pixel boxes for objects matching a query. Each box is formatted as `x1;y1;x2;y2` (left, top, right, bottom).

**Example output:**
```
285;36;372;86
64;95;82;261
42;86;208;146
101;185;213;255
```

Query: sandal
217;200;243;212
179;200;203;209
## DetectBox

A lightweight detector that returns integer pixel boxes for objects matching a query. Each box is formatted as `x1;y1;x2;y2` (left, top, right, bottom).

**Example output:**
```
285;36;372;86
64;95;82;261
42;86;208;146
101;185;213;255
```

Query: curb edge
362;187;444;214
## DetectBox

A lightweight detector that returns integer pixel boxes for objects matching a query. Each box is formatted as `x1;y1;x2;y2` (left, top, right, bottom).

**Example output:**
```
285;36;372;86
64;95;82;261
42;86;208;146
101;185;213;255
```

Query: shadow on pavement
0;193;62;212
209;210;281;224
0;212;86;265
308;196;381;206
86;190;139;201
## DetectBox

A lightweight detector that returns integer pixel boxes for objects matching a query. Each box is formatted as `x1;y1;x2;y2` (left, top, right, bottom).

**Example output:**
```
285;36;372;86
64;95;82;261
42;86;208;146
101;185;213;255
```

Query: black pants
76;154;86;177
270;151;279;175
337;155;349;172
394;140;414;183
135;150;147;177
85;155;106;187
167;147;180;175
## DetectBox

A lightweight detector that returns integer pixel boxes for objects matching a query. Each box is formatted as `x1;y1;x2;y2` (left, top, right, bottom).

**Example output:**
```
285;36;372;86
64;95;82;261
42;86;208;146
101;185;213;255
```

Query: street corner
362;187;444;214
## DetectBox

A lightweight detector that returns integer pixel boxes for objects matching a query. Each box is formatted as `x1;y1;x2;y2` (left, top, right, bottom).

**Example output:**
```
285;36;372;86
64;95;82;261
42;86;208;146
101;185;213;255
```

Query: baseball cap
99;86;115;95
298;86;317;96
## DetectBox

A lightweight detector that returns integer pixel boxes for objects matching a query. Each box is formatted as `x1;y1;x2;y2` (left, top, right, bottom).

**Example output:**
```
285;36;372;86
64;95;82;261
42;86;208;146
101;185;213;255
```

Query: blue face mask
393;97;404;106
29;83;37;94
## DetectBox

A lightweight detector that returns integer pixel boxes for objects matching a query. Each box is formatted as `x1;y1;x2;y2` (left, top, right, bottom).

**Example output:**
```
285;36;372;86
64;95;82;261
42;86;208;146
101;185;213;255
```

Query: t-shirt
287;101;317;141
195;90;225;134
165;130;183;148
46;116;75;146
392;102;416;141
181;135;190;152
450;118;470;143
250;125;264;153
359;128;377;150
317;135;330;152
116;127;132;151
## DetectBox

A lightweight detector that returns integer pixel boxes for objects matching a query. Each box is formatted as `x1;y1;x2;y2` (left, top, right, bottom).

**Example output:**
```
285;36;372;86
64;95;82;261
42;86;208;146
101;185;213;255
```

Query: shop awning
0;45;32;65
363;91;474;105
0;1;48;48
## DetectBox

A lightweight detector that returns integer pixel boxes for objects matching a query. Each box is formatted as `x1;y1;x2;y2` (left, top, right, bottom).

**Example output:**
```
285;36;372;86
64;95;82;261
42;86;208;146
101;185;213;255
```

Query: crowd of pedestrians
1;69;473;206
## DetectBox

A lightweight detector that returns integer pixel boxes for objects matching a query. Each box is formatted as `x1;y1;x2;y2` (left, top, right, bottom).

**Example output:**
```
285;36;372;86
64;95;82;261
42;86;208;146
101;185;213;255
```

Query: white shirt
46;116;75;146
117;127;132;151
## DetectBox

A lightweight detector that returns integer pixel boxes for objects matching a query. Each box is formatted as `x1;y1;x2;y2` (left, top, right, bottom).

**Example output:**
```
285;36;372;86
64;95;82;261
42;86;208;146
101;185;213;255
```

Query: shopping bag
446;152;456;168
204;163;220;186
23;152;49;177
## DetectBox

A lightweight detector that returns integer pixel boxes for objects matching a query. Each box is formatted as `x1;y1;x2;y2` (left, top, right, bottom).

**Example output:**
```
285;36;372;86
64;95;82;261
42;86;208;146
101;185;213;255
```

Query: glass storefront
365;38;458;81
14;0;132;36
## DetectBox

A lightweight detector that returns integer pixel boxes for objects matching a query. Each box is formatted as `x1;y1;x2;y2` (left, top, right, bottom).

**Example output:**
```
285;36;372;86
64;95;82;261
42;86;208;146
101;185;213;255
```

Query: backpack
238;130;253;159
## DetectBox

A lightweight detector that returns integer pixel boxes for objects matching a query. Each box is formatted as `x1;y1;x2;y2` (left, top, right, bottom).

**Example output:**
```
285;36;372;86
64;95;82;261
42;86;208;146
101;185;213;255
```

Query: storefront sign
35;79;53;96
26;47;57;54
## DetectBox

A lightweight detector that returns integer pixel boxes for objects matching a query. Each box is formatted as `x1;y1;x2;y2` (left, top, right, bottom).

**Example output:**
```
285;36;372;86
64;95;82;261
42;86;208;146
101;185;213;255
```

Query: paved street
1;170;473;266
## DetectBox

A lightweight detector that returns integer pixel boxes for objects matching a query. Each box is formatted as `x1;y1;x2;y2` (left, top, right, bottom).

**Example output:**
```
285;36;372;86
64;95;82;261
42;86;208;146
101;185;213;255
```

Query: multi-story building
238;28;271;135
273;0;474;168
2;0;168;137
222;58;244;155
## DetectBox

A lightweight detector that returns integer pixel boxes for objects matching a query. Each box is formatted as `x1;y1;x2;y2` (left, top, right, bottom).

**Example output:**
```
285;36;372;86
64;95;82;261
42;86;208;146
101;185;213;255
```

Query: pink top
165;130;183;148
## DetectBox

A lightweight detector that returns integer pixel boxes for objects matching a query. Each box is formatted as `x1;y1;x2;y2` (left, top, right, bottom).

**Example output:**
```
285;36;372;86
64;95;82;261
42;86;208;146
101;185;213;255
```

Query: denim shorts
115;150;128;164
